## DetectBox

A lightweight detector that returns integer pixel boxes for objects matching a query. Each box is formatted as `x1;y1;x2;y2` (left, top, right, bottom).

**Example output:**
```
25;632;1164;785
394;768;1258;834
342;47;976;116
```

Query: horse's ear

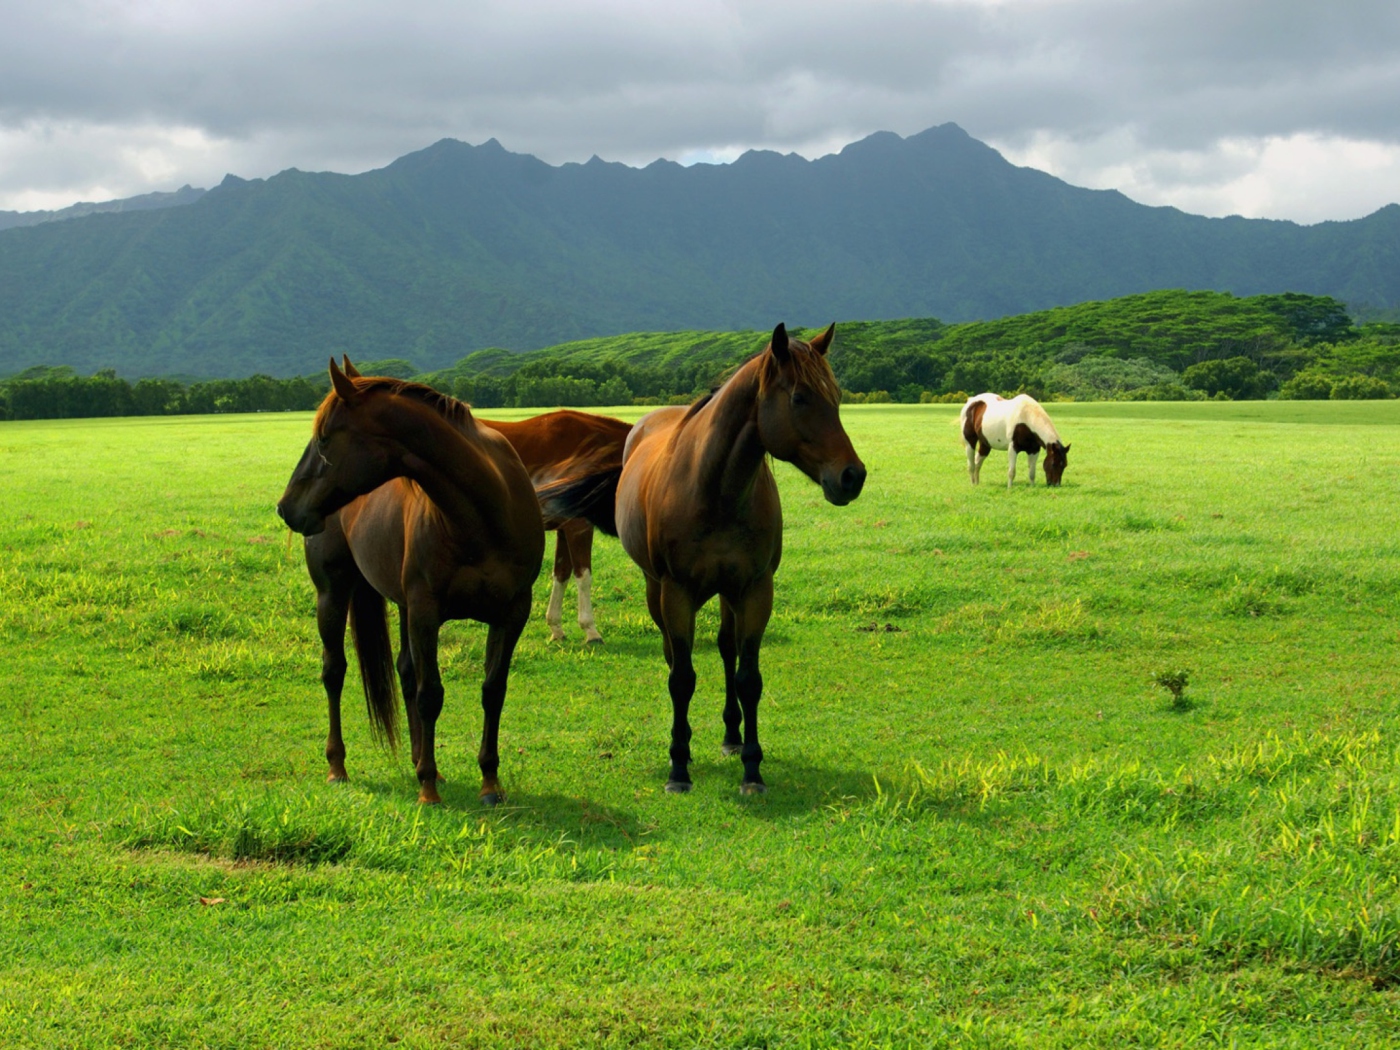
1063;443;1071;453
770;323;791;364
809;323;836;357
329;358;361;405
342;356;362;378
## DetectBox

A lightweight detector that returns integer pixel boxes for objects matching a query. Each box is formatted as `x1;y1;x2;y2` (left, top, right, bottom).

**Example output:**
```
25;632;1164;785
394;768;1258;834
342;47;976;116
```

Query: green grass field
3;400;1400;1048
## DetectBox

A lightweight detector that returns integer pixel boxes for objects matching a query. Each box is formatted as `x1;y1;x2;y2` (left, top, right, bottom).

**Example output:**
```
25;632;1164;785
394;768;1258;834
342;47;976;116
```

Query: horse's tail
536;464;623;537
348;575;399;749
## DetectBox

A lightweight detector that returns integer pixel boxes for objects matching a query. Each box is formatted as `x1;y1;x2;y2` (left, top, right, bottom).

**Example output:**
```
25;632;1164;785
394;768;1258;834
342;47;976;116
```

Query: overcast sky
2;0;1397;223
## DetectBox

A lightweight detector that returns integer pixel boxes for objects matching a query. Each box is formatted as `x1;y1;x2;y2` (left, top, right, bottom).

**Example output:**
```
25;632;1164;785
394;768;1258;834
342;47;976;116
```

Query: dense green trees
4;290;1395;420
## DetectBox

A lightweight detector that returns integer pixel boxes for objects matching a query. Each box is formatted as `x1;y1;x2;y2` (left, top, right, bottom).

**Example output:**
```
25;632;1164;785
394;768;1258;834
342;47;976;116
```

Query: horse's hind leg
545;530;570;642
965;442;978;485
563;519;602;644
732;575;774;795
973;438;990;484
478;590;531;806
718;598;742;756
396;609;423;768
658;578;698;792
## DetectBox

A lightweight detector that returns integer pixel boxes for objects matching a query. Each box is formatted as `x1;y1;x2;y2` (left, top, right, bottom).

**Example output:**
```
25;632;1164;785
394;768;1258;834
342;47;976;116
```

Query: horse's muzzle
822;463;867;506
276;500;326;536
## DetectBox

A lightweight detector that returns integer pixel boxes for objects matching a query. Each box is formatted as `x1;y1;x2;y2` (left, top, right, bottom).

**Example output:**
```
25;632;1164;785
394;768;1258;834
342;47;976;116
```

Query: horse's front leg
733;576;774;794
658;578;698;792
718;598;742;756
1006;449;1018;488
477;590;530;806
1027;450;1039;486
404;602;446;804
545;530;570;642
315;582;351;783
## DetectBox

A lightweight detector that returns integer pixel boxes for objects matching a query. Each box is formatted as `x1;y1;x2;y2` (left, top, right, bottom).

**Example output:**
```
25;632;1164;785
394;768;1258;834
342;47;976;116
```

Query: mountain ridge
1;124;1397;378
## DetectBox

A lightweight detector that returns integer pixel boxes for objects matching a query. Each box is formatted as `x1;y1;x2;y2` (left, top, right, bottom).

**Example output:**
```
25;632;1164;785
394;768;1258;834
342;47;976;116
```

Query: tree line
5;291;1399;421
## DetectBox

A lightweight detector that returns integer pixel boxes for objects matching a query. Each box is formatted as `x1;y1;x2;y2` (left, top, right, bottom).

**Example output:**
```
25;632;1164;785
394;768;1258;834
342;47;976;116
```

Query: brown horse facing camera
543;323;866;795
276;358;545;805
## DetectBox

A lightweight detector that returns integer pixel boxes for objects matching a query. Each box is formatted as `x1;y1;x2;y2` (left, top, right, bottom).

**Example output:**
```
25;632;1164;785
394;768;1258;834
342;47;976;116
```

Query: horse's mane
314;377;475;438
1017;396;1063;447
676;334;840;431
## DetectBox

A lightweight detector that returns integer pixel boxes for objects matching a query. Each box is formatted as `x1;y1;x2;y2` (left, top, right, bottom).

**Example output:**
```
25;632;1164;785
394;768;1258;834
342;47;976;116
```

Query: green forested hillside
1;125;1398;379
4;290;1395;419
415;290;1398;406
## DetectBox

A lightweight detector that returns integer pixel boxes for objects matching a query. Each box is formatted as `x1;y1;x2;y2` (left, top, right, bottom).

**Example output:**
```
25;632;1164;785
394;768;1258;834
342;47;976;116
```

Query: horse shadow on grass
347;773;647;853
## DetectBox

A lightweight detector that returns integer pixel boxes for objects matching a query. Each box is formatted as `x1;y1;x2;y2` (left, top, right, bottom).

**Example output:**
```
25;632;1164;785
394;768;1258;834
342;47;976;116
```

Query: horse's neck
689;360;768;505
1017;400;1061;445
387;403;513;540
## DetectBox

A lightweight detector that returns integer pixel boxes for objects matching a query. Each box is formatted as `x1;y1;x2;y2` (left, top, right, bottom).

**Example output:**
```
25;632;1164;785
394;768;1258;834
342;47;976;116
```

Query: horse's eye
792;391;809;407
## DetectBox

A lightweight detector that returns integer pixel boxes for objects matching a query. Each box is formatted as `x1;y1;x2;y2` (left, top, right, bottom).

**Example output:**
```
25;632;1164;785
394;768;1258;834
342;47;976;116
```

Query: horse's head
1043;442;1070;486
276;358;407;535
756;323;866;506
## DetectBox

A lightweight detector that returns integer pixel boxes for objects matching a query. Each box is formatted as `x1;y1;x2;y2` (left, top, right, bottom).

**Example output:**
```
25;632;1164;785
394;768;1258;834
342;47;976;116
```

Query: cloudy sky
2;0;1397;223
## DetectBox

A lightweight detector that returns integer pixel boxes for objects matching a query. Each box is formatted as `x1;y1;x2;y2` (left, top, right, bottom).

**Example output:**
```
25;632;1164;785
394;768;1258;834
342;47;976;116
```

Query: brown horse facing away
477;411;630;645
543;324;866;794
276;359;545;805
338;362;630;645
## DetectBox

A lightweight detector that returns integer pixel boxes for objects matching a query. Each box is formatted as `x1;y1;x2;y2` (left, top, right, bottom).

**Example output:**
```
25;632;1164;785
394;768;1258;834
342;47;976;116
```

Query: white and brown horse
960;393;1070;487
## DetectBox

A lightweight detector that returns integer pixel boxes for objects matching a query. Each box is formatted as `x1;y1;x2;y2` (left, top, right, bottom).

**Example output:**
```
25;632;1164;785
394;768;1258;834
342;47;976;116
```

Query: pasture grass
2;401;1399;1047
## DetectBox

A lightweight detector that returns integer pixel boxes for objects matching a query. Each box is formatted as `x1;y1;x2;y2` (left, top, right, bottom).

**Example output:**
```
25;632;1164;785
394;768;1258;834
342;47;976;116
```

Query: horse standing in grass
479;411;631;645
341;360;630;645
542;324;866;795
960;393;1070;487
276;359;544;805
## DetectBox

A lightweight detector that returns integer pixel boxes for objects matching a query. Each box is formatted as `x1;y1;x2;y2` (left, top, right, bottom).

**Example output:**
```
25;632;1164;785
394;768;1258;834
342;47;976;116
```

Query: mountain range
1;124;1397;378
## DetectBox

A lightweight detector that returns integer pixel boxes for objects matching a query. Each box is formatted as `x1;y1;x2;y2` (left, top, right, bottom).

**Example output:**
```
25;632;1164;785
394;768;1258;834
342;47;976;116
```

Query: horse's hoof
326;771;349;784
720;743;742;757
480;792;502;807
417;786;443;805
740;781;767;796
584;636;604;647
664;780;693;794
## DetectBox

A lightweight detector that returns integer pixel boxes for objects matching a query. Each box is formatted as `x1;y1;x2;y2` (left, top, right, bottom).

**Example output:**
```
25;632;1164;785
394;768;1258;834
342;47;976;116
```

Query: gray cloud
1;0;1398;219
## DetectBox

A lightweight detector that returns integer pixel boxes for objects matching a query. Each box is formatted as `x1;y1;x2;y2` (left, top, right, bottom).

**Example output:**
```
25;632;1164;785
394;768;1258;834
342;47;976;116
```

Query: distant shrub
1181;356;1277;400
843;389;892;404
921;390;969;404
1045;355;1180;400
1330;374;1391;400
1121;383;1207;401
1278;371;1335;400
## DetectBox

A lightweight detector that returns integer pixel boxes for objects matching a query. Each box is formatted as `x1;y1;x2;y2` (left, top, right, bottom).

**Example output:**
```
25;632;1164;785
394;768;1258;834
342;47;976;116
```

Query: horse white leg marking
546;576;567;642
1007;450;1017;488
576;568;602;644
1027;451;1039;486
966;443;978;484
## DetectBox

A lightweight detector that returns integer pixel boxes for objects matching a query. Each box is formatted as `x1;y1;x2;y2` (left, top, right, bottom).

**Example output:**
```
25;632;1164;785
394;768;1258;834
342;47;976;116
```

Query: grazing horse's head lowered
756;323;866;505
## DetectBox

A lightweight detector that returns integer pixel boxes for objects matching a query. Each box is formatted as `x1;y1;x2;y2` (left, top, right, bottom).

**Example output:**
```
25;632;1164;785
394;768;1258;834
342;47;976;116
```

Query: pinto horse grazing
478;411;631;645
960;393;1070;487
276;359;545;805
543;323;865;795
